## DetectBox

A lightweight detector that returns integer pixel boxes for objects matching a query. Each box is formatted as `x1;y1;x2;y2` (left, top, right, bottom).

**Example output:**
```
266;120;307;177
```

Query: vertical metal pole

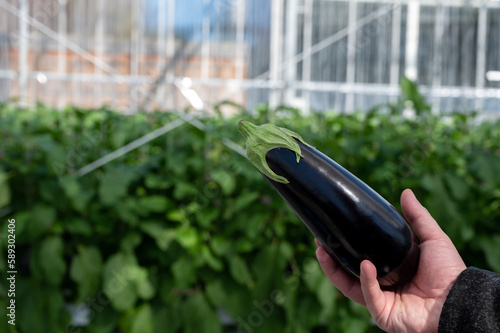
157;0;167;109
57;0;68;109
18;0;29;107
235;0;246;81
95;0;105;108
1;4;10;102
130;0;144;113
73;0;84;107
389;1;402;97
269;0;284;109
404;0;420;81
284;0;298;105
201;0;211;79
166;0;176;108
345;0;358;113
301;0;313;111
130;0;138;113
475;2;487;111
432;4;445;113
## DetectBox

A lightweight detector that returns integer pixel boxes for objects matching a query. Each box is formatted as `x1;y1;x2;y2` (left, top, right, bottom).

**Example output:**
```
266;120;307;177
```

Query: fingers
315;245;366;306
360;260;387;320
314;238;321;247
400;189;445;243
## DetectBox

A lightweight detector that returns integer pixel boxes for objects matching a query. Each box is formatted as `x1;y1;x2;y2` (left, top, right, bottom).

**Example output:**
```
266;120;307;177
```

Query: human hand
315;189;467;333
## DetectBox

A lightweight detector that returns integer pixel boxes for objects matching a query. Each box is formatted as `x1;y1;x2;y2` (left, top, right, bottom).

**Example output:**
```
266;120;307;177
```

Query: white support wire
222;138;247;158
76;117;187;177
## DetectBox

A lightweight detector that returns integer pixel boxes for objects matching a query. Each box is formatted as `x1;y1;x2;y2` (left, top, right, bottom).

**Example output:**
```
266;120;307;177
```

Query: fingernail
314;238;321;247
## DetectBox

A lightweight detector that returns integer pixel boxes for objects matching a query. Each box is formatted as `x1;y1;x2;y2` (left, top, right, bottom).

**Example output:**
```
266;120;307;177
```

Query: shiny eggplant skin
264;142;420;287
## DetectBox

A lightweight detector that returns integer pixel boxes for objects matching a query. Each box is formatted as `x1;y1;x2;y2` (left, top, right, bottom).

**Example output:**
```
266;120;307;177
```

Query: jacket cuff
438;267;500;332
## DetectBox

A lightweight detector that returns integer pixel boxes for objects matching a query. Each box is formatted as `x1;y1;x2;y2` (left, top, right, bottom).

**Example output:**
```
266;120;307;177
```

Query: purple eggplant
238;121;419;286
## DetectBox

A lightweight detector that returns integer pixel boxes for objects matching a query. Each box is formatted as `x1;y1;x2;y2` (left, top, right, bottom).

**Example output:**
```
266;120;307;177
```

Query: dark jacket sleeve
438;267;500;333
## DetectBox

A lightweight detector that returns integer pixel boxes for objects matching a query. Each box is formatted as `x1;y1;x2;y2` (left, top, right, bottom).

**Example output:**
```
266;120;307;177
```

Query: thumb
400;189;445;243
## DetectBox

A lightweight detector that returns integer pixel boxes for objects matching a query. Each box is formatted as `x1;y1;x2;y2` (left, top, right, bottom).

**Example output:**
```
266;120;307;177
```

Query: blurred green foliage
0;80;500;333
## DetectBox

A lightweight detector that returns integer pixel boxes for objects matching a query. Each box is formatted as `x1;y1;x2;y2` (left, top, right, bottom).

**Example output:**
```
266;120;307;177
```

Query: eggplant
238;120;419;287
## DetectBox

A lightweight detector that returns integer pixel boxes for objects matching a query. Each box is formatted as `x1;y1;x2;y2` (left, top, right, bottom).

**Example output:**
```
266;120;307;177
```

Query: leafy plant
0;83;499;333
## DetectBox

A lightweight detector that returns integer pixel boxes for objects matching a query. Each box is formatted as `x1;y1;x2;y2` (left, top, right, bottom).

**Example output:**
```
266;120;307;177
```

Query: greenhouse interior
1;0;500;332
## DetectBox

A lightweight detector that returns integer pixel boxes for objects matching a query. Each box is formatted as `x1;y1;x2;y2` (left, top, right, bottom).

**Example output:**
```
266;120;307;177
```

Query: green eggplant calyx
238;120;314;184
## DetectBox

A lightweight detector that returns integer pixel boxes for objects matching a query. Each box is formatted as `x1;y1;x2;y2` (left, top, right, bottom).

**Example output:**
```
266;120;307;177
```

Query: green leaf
210;236;231;256
251;245;281;299
140;221;176;251
17;278;70;333
171;256;197;290
70;245;102;302
195;207;220;227
138;195;170;213
205;279;227;306
229;254;254;288
0;170;11;209
182;293;222;333
103;252;138;311
201;245;223;271
154;303;181;333
60;175;93;211
145;173;172;189
70;246;102;302
176;226;199;249
64;217;92;236
210;169;236;195
98;170;132;205
133;267;155;300
400;76;431;115
120;232;142;253
167;209;186;223
87;305;119;333
130;303;154;333
60;174;80;199
302;259;325;293
233;192;260;212
471;155;497;192
38;236;66;286
479;235;500;272
173;182;198;200
317;277;338;318
443;172;469;201
25;204;56;240
10;211;29;238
